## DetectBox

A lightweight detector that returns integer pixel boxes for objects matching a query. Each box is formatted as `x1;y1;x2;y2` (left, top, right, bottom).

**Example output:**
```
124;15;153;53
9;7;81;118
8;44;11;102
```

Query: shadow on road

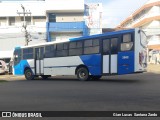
2;72;159;83
18;76;142;83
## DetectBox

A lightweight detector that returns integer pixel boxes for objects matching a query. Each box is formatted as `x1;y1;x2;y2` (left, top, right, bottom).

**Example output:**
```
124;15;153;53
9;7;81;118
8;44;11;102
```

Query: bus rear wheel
24;69;34;80
77;67;90;81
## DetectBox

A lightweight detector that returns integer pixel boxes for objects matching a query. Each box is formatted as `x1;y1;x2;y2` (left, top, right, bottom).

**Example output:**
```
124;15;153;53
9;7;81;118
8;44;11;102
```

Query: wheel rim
79;70;87;79
26;70;32;79
27;72;31;78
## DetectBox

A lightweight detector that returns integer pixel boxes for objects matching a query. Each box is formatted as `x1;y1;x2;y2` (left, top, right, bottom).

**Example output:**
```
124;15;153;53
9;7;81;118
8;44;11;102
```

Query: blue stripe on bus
14;60;31;75
70;29;135;41
80;54;101;75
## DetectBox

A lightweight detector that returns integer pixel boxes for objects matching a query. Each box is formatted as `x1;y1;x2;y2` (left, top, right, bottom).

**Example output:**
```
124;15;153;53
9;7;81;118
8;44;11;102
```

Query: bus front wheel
77;67;90;81
24;69;34;80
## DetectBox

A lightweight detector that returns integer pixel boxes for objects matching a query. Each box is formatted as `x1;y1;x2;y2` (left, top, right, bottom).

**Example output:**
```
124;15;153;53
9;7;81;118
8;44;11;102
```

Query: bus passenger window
69;41;83;56
84;40;92;47
123;34;131;42
77;41;82;48
56;50;68;57
56;43;68;57
63;43;68;50
93;39;99;46
69;42;76;48
121;34;133;51
69;48;82;56
23;48;33;59
84;39;100;54
57;43;63;50
121;42;133;51
45;45;55;58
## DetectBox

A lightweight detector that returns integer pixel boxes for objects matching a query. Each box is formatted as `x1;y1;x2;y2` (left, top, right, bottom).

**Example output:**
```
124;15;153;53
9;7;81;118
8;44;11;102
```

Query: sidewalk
147;64;160;73
0;74;25;81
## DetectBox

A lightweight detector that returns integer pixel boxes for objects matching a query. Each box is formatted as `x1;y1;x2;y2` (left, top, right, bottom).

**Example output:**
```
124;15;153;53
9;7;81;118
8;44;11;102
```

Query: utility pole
17;4;31;46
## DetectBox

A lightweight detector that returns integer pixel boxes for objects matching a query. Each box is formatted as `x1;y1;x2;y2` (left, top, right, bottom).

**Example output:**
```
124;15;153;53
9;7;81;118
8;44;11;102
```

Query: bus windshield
140;30;147;48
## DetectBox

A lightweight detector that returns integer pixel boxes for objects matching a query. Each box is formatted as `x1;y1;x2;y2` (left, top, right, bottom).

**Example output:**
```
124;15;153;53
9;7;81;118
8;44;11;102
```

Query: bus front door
35;47;44;75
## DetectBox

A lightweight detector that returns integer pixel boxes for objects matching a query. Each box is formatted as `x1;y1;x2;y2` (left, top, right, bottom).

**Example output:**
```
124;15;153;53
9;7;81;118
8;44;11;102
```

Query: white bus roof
16;39;69;49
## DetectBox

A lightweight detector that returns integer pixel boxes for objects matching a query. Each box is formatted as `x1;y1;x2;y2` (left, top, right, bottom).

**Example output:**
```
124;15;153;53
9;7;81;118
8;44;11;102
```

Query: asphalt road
0;72;160;111
0;73;160;120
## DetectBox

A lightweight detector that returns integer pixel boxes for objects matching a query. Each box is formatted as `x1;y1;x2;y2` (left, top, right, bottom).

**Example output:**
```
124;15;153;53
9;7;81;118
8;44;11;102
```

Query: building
117;0;160;64
84;3;102;35
0;0;88;51
0;0;47;51
46;2;102;41
0;0;102;49
46;0;87;42
0;0;102;67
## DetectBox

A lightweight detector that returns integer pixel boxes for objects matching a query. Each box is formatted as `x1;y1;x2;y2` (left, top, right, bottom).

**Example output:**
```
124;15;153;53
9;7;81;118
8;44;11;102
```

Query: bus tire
77;67;90;81
24;69;34;80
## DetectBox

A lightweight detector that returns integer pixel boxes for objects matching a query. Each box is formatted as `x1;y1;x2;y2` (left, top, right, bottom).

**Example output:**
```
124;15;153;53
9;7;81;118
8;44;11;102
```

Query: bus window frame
83;39;100;55
45;44;56;58
22;47;34;60
120;33;134;52
69;41;83;56
55;42;69;57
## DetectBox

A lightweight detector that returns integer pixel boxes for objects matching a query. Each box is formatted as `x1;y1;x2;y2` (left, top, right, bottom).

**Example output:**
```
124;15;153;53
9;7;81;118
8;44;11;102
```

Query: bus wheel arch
24;67;34;80
75;65;90;81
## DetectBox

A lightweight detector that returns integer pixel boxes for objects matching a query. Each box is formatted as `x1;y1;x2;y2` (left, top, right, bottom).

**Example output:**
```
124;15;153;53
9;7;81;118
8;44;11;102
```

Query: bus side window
56;43;68;57
84;39;100;54
63;43;69;50
121;34;133;51
45;45;55;58
69;41;82;56
23;48;33;59
123;33;132;42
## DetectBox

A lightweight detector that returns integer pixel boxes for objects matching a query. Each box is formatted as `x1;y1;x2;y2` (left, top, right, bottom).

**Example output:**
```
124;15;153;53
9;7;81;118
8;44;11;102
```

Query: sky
85;0;149;28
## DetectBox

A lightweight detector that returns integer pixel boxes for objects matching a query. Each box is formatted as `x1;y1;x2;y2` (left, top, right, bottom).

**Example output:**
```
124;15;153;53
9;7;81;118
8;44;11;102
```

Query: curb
147;64;160;74
147;70;160;74
0;75;25;81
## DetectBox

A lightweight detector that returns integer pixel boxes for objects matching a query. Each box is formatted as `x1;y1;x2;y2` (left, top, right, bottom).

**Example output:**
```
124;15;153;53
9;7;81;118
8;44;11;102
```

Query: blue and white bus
13;28;147;81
